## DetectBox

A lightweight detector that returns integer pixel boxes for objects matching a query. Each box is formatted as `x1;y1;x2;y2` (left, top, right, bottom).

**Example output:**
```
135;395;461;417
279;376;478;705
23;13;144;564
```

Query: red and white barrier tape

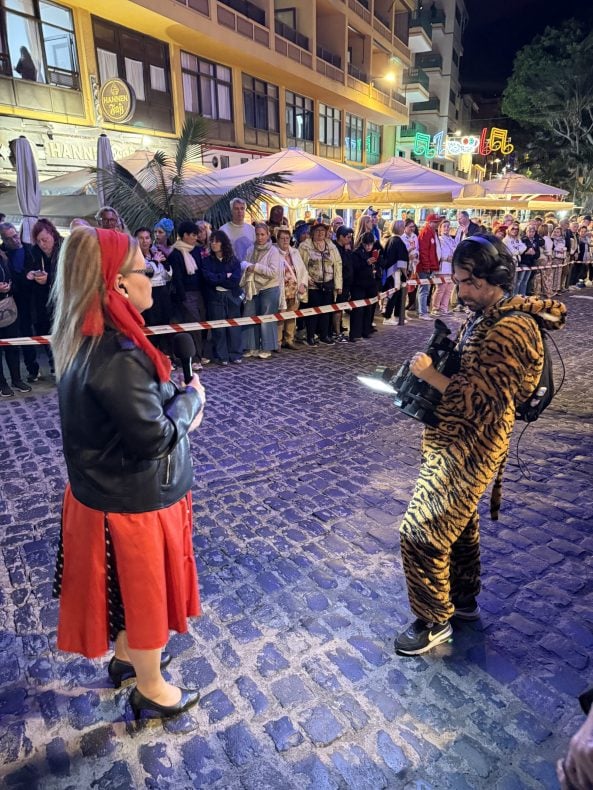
0;262;570;346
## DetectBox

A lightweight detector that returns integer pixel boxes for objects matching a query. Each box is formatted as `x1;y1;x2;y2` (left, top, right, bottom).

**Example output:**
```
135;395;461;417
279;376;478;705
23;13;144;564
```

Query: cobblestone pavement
1;295;592;790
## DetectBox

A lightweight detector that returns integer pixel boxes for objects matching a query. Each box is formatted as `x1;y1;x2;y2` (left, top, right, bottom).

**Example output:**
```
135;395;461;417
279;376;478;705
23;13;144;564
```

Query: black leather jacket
58;329;202;513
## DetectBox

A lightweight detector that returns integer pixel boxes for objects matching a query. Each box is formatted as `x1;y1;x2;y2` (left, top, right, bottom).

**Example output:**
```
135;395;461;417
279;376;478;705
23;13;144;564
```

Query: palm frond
175;116;210;174
95;165;165;231
203;172;291;228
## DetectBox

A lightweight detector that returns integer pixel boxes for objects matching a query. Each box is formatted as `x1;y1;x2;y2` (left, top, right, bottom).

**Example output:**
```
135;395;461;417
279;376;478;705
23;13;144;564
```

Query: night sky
461;0;593;93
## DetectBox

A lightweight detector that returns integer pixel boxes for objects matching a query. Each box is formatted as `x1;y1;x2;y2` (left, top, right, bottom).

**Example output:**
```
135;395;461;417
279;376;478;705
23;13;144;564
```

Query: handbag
0;295;17;328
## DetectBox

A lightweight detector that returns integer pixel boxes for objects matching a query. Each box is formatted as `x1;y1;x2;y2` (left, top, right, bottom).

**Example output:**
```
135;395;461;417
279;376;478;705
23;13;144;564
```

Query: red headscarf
82;229;171;383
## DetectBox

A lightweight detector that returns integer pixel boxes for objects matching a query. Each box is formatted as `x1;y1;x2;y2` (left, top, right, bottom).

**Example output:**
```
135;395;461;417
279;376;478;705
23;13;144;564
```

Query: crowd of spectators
0;202;591;394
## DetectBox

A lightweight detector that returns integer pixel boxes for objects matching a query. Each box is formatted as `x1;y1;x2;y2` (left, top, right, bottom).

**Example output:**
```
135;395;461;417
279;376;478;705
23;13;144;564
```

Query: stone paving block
180;656;217;689
46;736;70;777
300;706;346;746
217;721;260;767
325;647;367;682
510;676;564;723
227;618;262;644
199;689;235;723
331;744;388;789
465;646;519;685
271;675;313;707
264;716;304;752
293;755;340;790
139;742;176;783
347;635;389;667
181;735;224;785
256;643;290;677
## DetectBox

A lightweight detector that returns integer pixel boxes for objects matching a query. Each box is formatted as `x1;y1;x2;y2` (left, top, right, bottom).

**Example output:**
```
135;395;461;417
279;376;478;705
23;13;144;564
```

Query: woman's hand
0;281;10;293
34;271;48;285
410;353;434;380
187;374;206;432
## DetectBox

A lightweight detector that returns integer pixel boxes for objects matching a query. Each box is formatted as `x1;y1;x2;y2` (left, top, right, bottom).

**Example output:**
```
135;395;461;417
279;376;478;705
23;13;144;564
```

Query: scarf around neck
173;239;198;275
250;238;273;264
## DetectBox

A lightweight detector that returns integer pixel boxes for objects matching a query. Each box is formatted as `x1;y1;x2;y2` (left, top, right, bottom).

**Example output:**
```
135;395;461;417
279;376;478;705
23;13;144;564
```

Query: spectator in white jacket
275;227;308;349
431;220;457;315
241;222;283;359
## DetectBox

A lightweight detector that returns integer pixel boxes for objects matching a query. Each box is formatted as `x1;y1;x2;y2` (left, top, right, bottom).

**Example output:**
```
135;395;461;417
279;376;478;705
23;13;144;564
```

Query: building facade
0;0;422;185
395;0;470;175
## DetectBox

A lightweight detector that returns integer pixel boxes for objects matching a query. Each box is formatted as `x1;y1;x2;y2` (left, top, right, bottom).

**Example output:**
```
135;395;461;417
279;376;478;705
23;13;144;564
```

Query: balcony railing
348;62;368;84
374;8;391;28
275;19;309;50
316;45;342;70
403;67;429;90
391;89;406;106
431;8;446;25
412;97;439;111
415;52;443;70
219;0;265;26
399;121;427;139
409;11;432;38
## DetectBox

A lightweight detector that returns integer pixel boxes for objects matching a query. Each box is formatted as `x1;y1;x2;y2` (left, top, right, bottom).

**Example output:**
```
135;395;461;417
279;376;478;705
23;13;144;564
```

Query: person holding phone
349;231;382;341
51;227;205;721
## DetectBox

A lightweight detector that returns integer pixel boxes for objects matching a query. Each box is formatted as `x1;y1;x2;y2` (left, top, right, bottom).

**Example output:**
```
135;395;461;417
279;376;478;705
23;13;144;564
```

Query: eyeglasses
130;268;154;278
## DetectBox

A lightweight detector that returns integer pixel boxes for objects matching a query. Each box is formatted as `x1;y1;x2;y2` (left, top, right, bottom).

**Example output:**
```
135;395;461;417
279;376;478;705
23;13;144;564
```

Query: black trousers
306;289;333;341
13;293;38;375
350;285;376;339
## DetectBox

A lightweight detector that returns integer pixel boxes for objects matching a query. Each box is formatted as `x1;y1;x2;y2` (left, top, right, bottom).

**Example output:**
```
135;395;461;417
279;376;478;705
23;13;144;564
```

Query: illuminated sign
412;127;514;159
99;79;136;124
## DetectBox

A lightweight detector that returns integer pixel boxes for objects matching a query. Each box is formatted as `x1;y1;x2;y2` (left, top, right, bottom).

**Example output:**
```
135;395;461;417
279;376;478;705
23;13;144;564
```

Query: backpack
494;311;554;423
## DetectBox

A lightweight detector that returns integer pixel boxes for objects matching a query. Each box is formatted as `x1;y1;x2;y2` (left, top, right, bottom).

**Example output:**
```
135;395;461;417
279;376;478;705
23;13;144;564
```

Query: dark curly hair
452;233;516;292
210;230;234;262
32;217;61;247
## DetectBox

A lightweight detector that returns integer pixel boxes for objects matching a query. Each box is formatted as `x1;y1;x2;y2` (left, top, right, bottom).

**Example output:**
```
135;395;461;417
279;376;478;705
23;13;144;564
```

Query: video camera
357;319;460;426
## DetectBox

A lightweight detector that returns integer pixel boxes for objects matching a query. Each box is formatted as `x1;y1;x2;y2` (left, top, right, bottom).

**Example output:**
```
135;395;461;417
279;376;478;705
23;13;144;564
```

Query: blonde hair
50;227;137;380
390;219;405;236
354;214;373;248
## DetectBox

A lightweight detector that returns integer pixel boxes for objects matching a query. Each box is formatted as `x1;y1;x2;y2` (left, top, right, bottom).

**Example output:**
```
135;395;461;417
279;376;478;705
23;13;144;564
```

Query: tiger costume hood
481;294;567;332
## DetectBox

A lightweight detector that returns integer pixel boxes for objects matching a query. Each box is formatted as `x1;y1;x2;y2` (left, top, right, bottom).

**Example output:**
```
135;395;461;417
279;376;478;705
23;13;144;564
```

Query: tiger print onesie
399;295;566;625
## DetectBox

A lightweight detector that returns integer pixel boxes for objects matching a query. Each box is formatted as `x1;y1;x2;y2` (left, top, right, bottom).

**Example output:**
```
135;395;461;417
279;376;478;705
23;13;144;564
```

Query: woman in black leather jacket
51;227;205;721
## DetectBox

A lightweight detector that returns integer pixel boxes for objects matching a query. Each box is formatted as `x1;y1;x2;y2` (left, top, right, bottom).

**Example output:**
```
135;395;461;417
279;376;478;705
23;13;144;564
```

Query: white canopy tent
361;156;469;204
184;148;381;222
460;173;569;200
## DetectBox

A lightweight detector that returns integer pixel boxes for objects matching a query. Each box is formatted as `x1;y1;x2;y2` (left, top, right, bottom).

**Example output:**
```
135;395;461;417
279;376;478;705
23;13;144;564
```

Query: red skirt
55;485;200;659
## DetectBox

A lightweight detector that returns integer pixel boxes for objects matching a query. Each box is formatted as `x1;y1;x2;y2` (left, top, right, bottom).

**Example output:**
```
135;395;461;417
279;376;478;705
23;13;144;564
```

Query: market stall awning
362;157;469;203
185;148;381;203
460;173;569;200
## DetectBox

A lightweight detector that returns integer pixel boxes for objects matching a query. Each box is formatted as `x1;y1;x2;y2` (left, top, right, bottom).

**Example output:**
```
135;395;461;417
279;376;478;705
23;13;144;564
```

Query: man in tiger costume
394;234;566;656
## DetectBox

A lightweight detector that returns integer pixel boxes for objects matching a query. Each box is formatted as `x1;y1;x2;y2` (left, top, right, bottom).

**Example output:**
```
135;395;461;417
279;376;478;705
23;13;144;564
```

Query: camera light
357;366;397;395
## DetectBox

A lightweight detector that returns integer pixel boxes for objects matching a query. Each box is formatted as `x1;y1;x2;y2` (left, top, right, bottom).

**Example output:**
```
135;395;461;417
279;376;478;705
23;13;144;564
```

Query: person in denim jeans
417;214;442;319
202;231;243;365
240;223;283;359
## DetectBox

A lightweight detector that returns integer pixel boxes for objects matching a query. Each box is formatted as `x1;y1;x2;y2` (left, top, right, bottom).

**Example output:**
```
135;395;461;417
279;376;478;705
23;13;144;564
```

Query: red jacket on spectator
418;224;441;274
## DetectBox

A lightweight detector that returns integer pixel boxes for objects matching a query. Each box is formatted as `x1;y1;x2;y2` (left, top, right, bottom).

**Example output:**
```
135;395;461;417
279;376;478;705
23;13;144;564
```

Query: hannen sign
99;79;136;125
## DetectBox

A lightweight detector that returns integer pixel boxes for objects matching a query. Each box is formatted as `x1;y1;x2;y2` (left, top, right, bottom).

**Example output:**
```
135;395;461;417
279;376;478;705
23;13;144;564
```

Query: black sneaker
27;372;40;383
452;598;481;621
12;380;32;393
305;339;319;347
319;337;335;345
394;618;453;656
1;383;14;398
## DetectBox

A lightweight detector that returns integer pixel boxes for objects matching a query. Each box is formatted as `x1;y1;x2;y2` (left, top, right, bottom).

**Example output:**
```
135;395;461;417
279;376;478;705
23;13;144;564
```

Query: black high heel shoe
129;686;200;721
108;652;172;688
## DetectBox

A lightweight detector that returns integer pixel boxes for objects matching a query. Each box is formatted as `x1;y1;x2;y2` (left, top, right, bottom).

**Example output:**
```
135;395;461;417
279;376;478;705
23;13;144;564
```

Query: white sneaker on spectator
258;351;272;359
383;317;399;325
243;350;258;358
